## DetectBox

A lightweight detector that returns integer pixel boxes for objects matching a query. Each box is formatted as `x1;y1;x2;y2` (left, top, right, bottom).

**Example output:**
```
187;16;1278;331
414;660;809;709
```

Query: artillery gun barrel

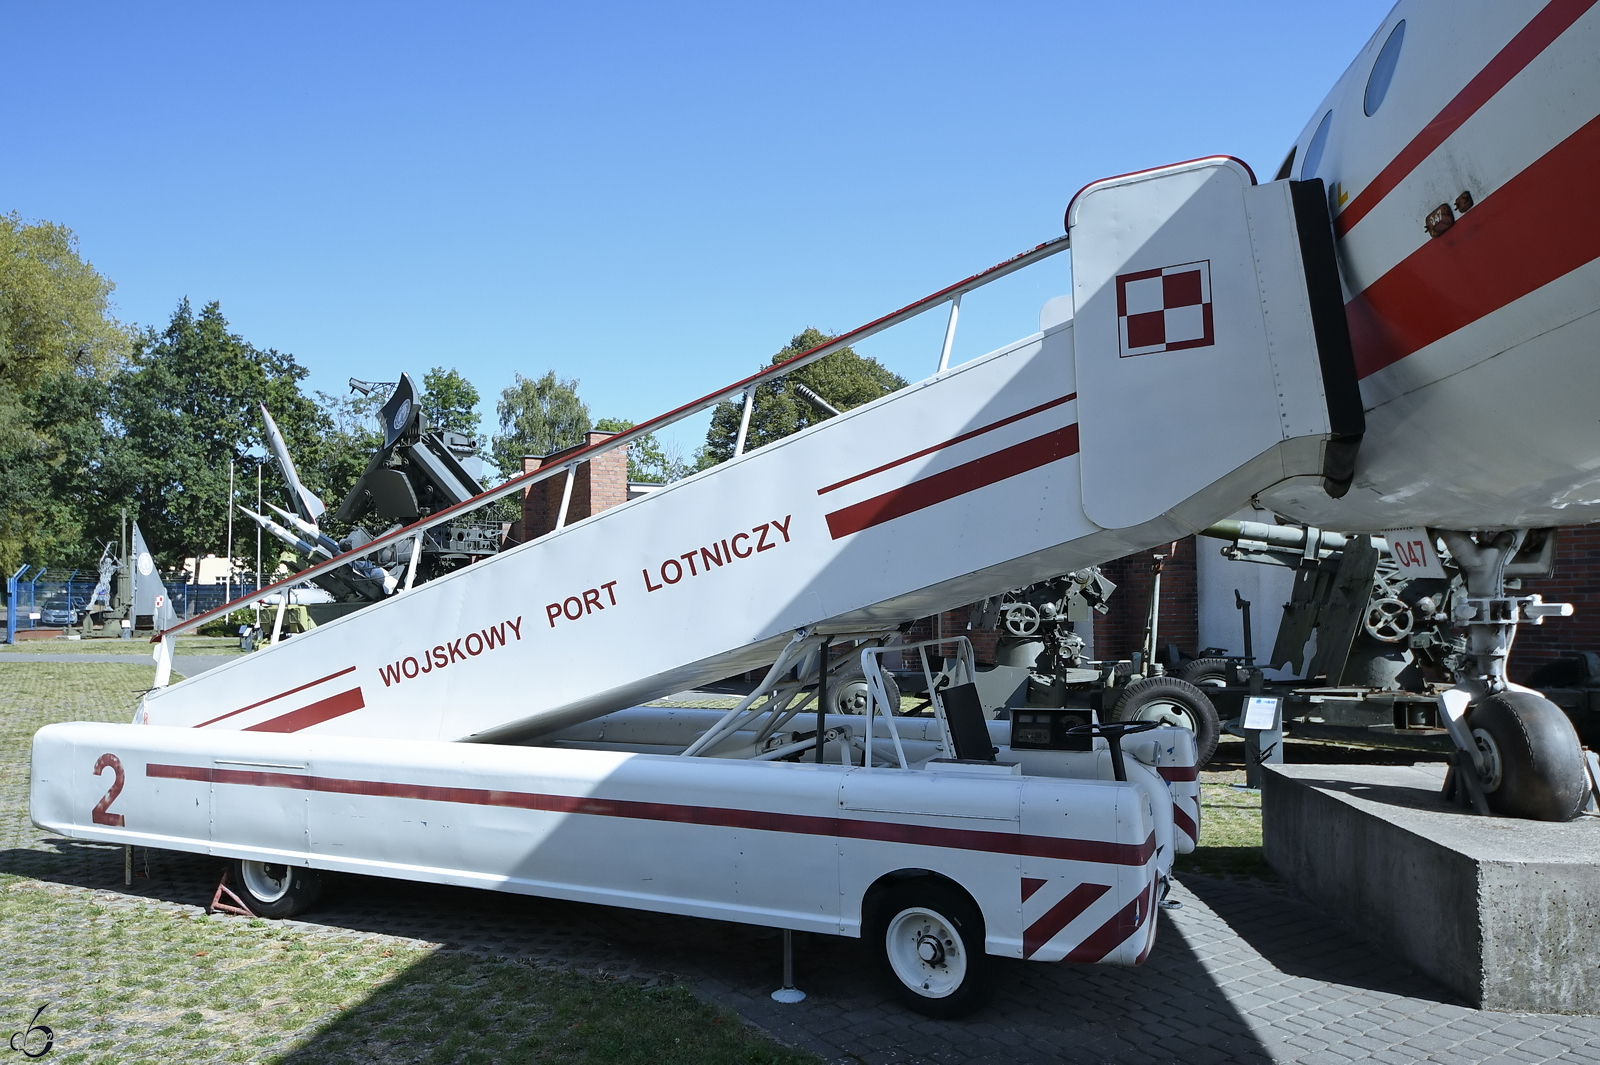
1200;520;1353;552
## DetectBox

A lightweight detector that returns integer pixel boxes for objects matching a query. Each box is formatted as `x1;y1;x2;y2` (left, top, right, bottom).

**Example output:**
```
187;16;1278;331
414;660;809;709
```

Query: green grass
0;660;817;1064
1175;768;1271;877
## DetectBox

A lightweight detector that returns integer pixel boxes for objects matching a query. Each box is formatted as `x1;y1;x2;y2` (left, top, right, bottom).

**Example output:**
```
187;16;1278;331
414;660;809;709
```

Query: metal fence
3;566;265;640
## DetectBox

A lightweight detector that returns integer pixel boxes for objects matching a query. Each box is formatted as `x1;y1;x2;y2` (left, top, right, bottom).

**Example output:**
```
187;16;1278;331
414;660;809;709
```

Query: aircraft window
1364;20;1406;116
1274;146;1296;181
1301;110;1333;179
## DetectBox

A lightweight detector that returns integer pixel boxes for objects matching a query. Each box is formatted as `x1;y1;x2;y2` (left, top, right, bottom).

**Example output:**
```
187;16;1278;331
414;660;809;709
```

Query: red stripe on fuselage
145;762;1156;867
1333;0;1598;239
1347;113;1600;379
825;424;1080;539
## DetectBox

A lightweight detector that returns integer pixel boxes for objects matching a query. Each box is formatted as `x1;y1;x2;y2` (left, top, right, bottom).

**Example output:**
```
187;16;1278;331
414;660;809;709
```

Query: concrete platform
1262;762;1600;1014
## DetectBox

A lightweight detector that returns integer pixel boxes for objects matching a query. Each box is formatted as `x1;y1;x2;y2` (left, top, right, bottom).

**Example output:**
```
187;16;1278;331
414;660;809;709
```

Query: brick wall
902;611;1002;668
1093;536;1199;663
1511;523;1600;681
897;538;1201;671
511;432;630;542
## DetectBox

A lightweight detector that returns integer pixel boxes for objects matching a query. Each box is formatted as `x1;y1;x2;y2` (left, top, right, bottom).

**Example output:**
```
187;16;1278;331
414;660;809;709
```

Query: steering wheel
1066;720;1163;781
1067;721;1163;739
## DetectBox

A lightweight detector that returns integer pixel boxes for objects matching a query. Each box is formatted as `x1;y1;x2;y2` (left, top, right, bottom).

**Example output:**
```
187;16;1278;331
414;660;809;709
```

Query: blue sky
5;1;1394;463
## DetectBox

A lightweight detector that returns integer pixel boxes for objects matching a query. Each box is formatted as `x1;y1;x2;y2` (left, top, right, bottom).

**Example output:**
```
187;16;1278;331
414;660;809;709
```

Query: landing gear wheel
1110;676;1220;766
1467;692;1588;821
872;880;992;1018
1175;657;1233;689
230;859;324;918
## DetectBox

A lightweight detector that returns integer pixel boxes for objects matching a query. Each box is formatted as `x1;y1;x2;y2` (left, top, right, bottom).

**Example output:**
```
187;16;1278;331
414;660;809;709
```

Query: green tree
0;214;134;573
698;328;906;467
0;213;128;390
115;300;328;569
491;371;590;477
594;417;691;484
421;366;481;439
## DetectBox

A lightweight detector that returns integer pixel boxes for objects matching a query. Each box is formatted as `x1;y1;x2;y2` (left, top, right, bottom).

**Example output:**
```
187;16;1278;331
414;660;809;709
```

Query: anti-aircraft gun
1191;520;1594;750
894;565;1226;766
239;374;499;625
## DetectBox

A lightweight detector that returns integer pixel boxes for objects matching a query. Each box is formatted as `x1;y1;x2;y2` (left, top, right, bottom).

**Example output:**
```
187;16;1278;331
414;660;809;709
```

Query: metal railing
149;234;1072;678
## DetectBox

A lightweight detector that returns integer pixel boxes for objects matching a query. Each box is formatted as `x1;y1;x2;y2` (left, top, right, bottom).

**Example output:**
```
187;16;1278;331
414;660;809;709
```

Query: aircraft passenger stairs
141;157;1361;748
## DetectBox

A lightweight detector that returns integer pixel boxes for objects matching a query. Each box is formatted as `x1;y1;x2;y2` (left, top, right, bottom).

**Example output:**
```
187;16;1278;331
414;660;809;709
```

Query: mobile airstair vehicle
33;0;1600;1014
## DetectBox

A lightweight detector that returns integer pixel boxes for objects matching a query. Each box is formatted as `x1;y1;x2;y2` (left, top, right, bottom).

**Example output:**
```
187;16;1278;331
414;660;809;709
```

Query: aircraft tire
1110;676;1220;766
872;880;993;1018
1469;692;1589;822
231;859;324;918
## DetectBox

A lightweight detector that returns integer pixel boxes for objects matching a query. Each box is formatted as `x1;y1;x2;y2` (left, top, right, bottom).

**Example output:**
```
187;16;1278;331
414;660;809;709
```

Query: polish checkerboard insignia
1115;260;1213;357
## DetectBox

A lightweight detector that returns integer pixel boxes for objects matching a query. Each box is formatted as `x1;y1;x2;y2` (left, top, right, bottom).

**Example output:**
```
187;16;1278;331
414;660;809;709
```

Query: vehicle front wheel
230;859;324;918
872;880;993;1017
1110;675;1220;766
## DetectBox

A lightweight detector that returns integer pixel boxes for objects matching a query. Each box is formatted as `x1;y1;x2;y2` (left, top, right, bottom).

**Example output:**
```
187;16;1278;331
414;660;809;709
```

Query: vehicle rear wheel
872;880;992;1018
231;859;324;918
832;663;902;716
1110;676;1220;766
1468;692;1588;822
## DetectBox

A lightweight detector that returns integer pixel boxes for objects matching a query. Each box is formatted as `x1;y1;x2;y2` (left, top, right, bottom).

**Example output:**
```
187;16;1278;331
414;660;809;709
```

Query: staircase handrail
153;234;1070;643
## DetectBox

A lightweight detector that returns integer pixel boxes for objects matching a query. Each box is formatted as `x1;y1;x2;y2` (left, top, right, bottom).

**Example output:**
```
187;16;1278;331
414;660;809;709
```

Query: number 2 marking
91;753;126;827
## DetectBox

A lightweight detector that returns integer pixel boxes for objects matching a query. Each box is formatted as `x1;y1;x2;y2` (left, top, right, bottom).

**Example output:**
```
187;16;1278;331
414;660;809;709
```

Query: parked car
38;594;86;627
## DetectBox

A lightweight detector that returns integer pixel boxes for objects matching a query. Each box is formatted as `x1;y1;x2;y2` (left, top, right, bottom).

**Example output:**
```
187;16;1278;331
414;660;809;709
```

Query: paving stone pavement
7;837;1598;1064
0;653;235;674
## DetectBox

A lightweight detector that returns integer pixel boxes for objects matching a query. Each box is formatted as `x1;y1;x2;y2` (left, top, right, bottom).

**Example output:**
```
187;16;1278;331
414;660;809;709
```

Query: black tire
1175;657;1233;689
1110;676;1220;766
1468;692;1588;822
230;859;324;918
872;880;993;1018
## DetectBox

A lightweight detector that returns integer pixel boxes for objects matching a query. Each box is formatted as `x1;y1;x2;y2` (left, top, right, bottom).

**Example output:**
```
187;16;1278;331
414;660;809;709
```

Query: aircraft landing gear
1436;531;1589;821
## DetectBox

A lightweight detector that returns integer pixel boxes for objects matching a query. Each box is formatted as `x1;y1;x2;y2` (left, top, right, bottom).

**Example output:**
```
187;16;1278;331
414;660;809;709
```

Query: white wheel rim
885;906;967;998
241;861;294;904
1471;728;1503;791
1131;699;1196;731
836;680;871;714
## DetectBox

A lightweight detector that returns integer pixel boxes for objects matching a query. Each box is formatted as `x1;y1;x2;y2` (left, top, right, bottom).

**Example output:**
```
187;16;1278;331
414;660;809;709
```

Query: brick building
1092;537;1198;664
508;431;631;543
1509;524;1600;681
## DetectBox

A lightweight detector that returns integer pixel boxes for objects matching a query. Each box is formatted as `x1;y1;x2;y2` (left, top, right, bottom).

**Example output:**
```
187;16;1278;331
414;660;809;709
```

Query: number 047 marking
1383;528;1446;579
92;753;126;827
